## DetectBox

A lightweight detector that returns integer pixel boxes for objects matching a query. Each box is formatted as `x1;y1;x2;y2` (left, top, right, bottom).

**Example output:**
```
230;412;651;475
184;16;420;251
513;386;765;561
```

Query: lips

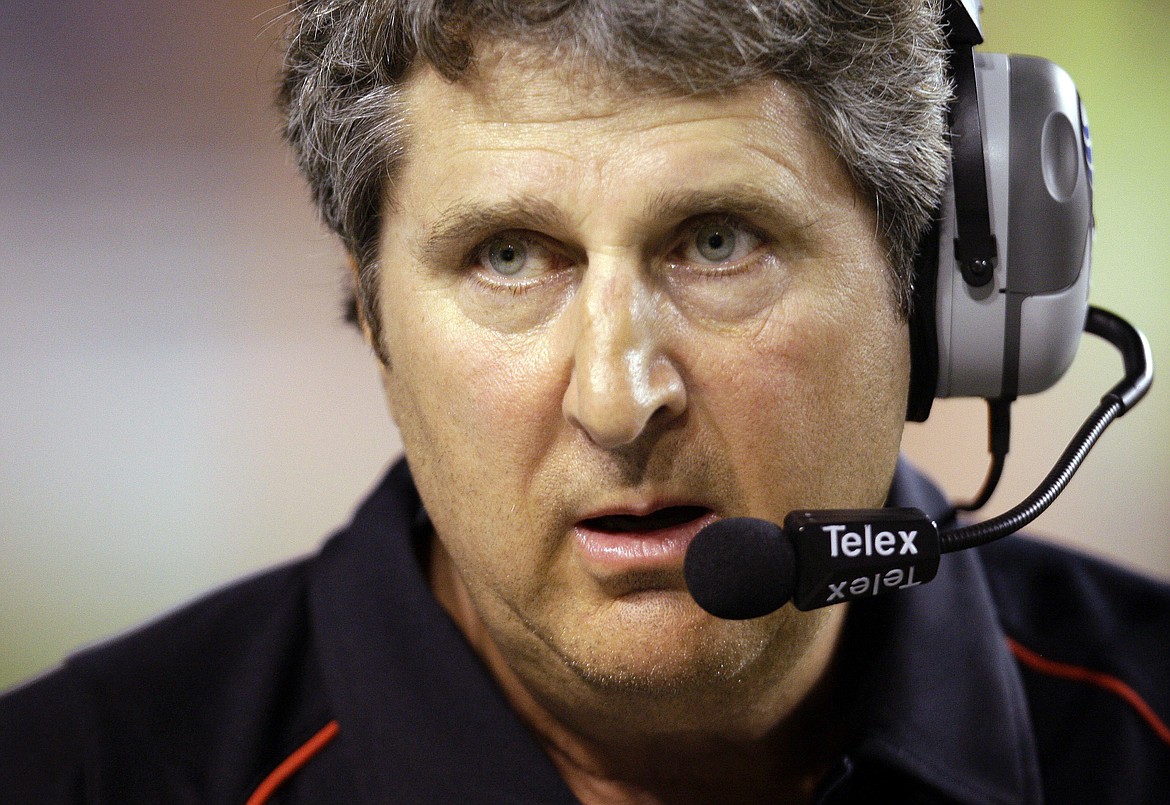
573;505;717;578
580;505;711;534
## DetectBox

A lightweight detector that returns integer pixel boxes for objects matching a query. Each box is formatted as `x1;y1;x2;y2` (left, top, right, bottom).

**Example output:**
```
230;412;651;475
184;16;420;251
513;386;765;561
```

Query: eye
484;237;529;276
694;222;736;261
471;231;566;285
674;217;763;268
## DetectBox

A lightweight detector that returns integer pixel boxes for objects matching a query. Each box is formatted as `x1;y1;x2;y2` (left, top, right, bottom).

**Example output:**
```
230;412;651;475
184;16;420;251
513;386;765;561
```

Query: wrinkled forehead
389;40;846;215
393;54;851;208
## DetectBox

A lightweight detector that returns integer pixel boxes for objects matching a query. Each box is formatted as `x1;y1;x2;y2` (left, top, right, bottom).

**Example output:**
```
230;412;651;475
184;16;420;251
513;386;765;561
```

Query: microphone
684;511;940;618
682;518;796;620
684;307;1152;620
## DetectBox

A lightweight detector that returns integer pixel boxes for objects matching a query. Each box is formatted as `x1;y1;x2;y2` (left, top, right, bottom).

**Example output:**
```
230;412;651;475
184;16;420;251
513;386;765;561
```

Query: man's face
375;50;909;712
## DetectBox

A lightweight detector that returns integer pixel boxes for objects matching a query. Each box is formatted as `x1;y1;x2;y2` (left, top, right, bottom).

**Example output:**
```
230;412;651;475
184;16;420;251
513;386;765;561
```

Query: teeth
584;506;709;533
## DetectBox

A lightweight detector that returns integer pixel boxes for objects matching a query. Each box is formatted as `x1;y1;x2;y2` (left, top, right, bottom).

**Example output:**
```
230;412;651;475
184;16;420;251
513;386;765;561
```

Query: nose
562;265;687;449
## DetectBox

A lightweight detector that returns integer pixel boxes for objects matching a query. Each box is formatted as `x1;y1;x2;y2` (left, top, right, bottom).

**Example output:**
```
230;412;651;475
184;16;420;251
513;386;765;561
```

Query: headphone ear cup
909;50;1093;421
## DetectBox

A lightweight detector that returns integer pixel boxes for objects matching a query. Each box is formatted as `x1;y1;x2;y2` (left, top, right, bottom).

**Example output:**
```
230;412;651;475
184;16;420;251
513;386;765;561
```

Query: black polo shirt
2;458;1168;802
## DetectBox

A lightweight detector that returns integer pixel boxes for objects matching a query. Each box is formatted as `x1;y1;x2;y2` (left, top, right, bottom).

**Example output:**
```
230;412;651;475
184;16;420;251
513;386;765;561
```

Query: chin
550;596;802;698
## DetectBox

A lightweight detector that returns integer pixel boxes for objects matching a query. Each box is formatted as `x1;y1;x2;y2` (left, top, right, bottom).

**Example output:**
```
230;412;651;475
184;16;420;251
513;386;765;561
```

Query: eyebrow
413;182;812;263
640;185;805;227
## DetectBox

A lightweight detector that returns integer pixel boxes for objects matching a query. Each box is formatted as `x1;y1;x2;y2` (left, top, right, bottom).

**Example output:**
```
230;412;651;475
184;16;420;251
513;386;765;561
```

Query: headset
908;0;1094;420
684;0;1154;619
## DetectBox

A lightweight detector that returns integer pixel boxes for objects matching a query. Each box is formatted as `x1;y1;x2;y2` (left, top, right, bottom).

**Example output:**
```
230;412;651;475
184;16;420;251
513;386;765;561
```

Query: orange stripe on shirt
1007;636;1170;749
245;719;341;805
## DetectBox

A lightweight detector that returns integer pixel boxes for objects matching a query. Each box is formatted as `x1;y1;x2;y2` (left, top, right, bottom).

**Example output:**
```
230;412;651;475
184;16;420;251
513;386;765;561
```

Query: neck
428;538;850;804
534;670;849;805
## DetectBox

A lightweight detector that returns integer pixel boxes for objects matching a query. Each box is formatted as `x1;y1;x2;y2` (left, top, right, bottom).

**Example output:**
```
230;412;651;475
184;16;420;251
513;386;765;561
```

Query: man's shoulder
0;555;335;802
977;535;1170;798
63;553;316;700
978;534;1170;667
0;462;421;802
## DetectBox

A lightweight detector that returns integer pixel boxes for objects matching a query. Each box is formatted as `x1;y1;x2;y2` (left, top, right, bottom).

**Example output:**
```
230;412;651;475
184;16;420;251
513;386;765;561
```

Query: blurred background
2;0;1168;691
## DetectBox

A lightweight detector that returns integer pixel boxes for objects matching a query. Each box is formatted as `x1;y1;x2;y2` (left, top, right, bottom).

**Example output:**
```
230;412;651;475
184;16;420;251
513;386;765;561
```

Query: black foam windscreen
683;517;795;620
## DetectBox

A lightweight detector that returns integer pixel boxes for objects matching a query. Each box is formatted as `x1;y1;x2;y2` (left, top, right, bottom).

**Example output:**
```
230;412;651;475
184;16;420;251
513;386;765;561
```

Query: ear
343;253;401;426
344;253;391;368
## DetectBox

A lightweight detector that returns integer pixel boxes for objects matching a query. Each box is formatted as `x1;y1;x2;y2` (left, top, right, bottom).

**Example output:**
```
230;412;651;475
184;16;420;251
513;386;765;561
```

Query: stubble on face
372;46;908;740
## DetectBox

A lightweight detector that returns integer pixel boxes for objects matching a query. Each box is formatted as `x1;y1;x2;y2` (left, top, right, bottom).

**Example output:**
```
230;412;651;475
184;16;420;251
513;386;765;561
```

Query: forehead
386;45;865;247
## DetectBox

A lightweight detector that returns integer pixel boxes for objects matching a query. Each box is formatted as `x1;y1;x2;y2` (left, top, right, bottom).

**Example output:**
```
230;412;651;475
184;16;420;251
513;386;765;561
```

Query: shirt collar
310;458;1043;804
308;460;577;803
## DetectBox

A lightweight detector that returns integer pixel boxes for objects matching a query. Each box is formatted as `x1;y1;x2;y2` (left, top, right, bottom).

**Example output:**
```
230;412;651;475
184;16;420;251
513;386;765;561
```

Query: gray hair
278;0;951;357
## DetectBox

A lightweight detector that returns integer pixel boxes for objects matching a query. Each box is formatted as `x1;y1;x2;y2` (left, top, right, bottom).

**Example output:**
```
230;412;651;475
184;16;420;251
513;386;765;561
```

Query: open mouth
581;506;711;534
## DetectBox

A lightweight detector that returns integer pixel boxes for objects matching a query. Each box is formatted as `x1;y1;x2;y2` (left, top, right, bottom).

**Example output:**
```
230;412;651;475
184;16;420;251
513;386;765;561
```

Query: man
2;1;1168;802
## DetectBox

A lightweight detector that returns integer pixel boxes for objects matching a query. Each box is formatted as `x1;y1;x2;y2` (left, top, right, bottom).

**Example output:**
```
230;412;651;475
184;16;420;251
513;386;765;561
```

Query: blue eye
486;238;529;275
470;232;568;290
677;218;761;267
694;222;737;262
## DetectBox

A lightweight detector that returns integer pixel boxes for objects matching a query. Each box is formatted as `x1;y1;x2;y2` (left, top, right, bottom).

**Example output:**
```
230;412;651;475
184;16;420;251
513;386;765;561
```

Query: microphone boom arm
939;306;1153;554
683;307;1153;617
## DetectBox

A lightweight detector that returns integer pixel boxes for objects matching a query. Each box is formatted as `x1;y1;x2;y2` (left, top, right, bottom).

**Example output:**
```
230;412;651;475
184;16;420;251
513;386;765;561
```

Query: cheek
804;306;909;505
386;322;555;474
706;289;909;514
380;301;569;551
